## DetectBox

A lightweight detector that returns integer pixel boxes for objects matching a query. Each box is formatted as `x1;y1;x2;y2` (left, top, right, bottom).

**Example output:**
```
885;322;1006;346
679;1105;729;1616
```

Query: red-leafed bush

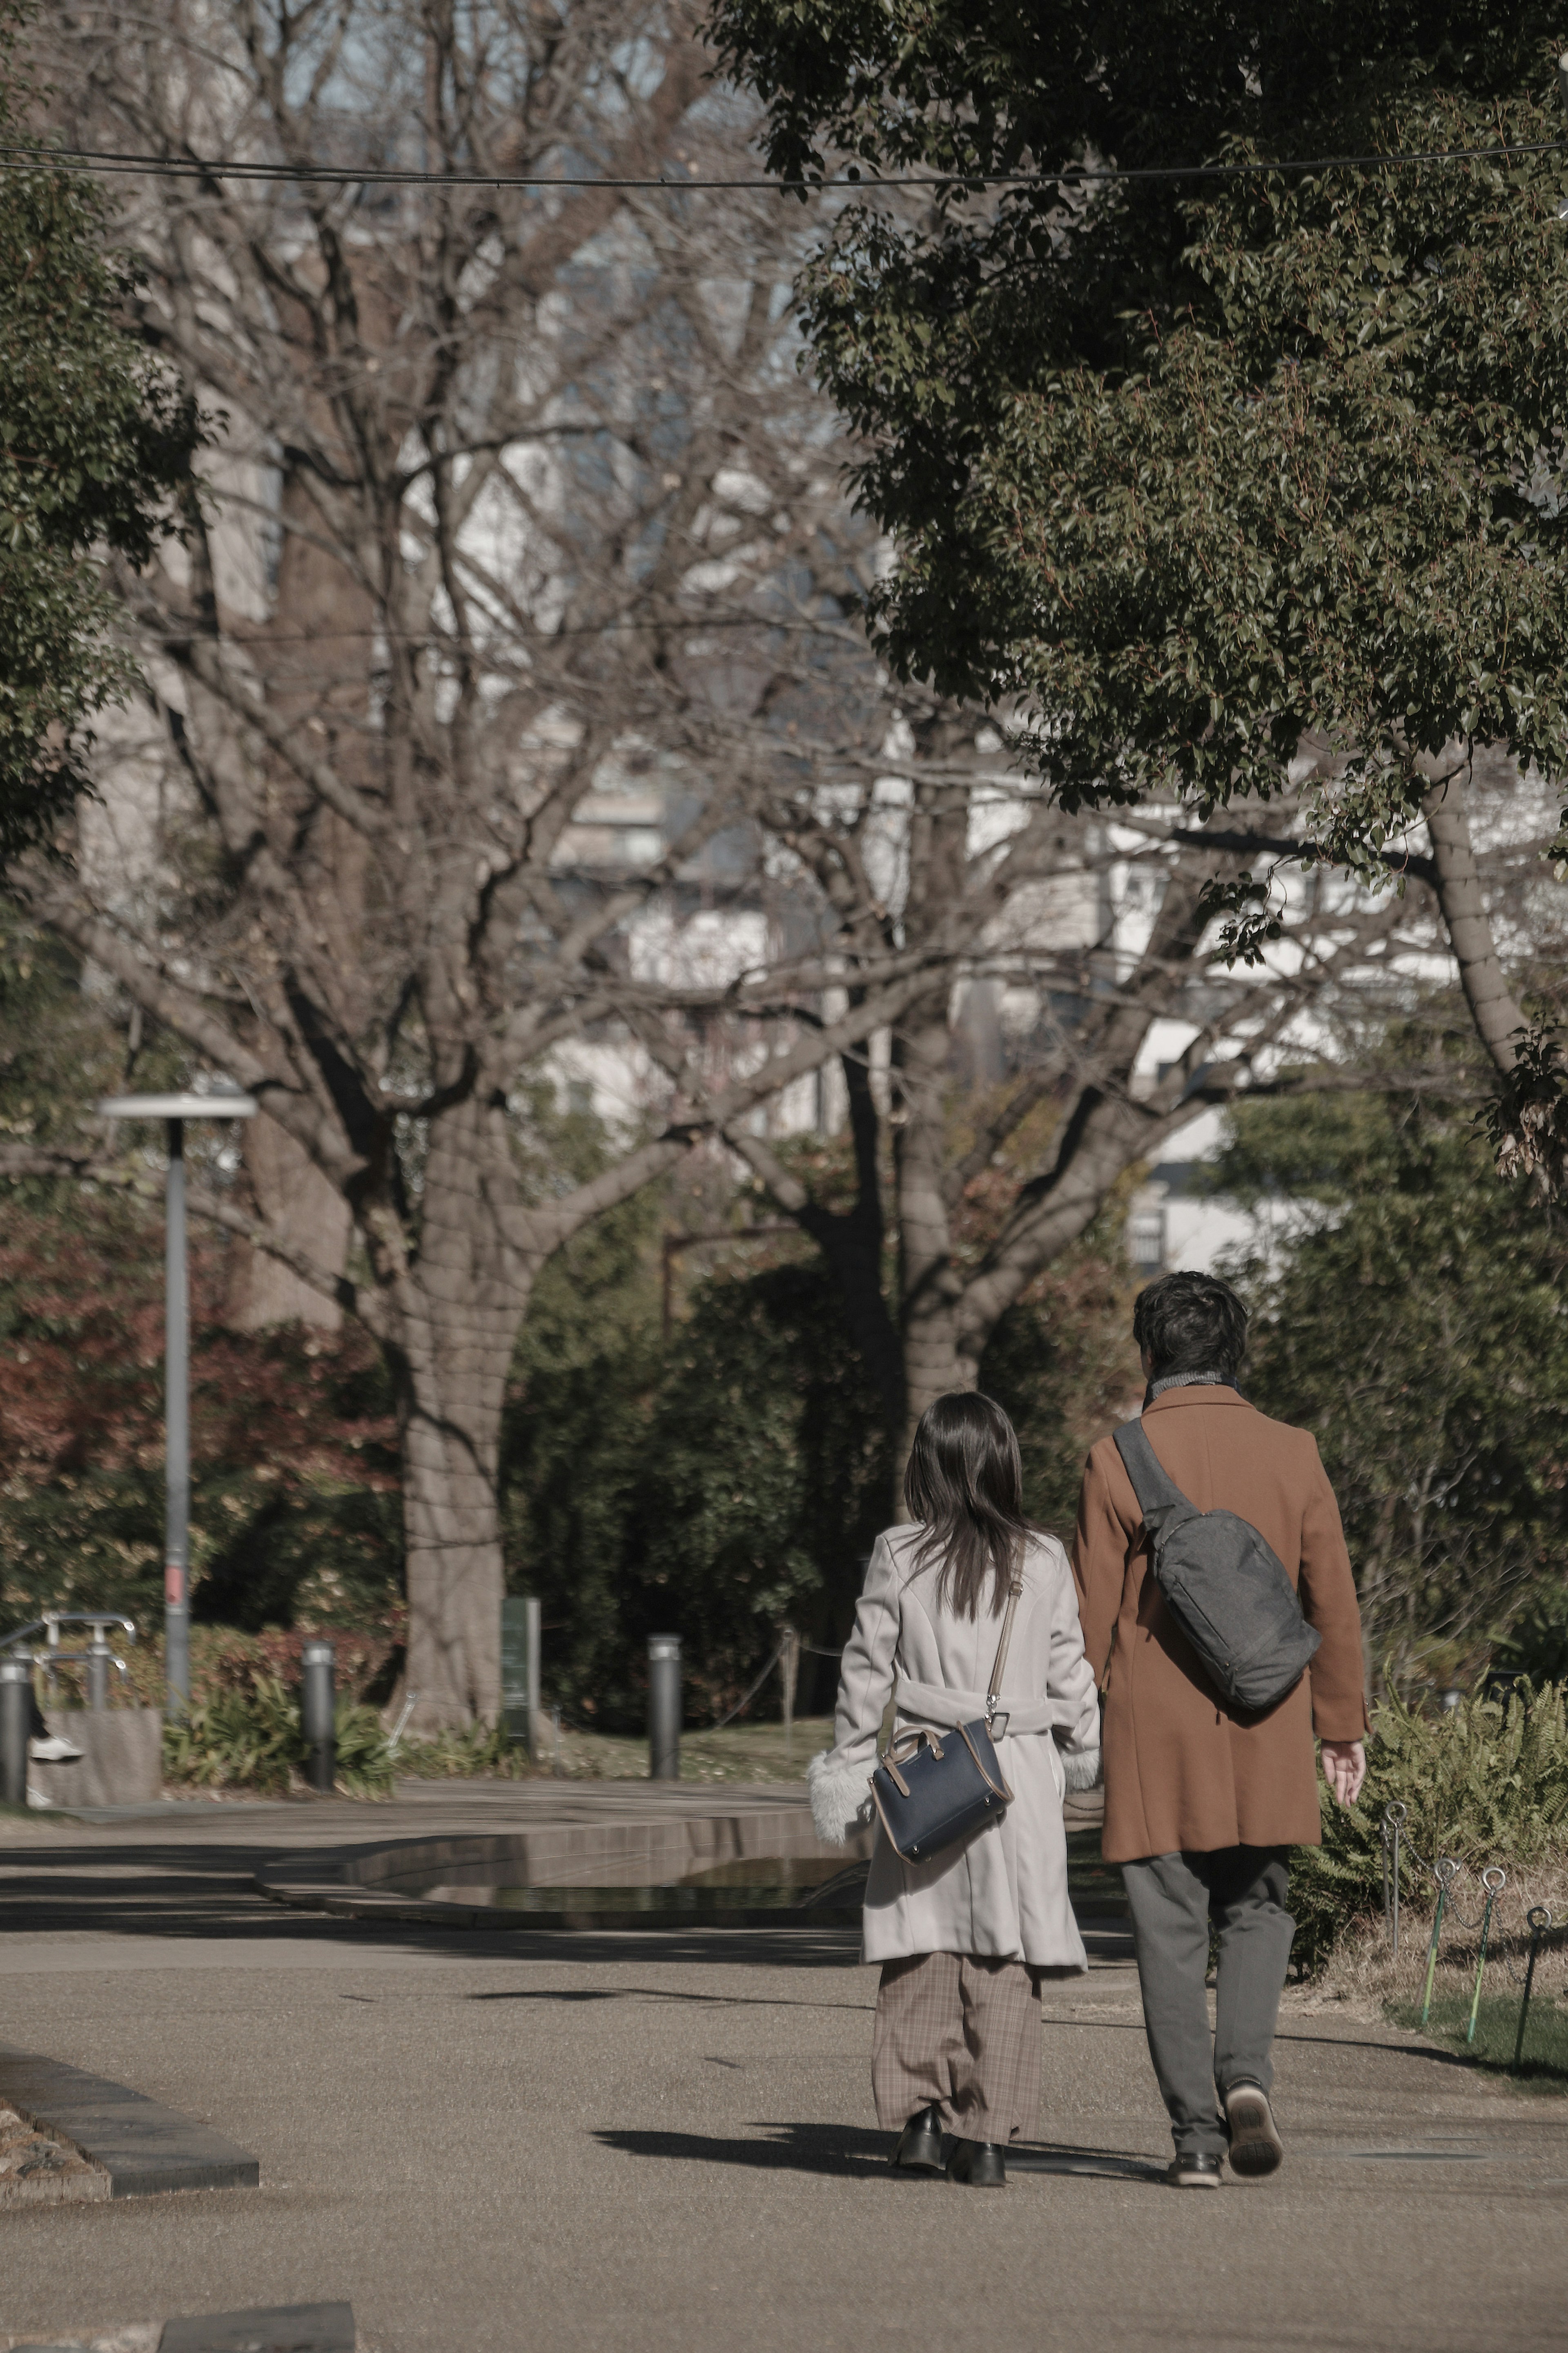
0;1195;403;1639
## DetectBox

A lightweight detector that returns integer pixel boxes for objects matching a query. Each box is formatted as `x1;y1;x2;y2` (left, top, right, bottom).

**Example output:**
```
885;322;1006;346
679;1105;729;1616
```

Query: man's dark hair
1132;1270;1249;1382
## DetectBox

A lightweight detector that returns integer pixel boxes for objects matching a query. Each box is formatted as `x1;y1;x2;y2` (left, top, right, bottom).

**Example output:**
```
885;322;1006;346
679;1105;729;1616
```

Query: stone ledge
4;2309;353;2353
0;2050;260;2199
160;2303;355;2352
255;1802;872;1928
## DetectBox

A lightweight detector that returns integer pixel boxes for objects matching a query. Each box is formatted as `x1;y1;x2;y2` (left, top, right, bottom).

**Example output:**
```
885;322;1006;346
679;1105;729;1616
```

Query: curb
254;1805;873;1930
0;2050;260;2199
6;2307;353;2353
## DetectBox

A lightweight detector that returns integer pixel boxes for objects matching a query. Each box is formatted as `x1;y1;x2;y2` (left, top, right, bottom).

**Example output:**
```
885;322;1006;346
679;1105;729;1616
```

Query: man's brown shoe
1224;2081;1284;2179
1165;2152;1223;2188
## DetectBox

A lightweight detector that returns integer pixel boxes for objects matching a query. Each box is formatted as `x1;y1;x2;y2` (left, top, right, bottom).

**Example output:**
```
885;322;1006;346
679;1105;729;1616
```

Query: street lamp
96;1089;258;1717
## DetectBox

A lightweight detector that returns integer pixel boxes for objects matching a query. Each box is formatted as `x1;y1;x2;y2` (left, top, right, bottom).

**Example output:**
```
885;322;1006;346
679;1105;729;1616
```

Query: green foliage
710;0;1568;890
980;1251;1141;1539
392;1720;526;1780
162;1675;396;1799
500;1184;667;1719
1494;1582;1568;1686
505;1240;891;1726
1293;1681;1568;1962
634;1263;891;1713
1219;1088;1568;1679
0;3;201;860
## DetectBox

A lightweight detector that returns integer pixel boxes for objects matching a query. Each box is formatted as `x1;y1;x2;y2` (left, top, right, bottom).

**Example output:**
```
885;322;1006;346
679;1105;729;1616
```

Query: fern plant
162;1674;394;1798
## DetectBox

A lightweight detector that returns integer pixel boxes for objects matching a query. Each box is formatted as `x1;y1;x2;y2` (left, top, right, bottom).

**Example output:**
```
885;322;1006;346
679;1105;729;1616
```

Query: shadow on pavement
470;1983;871;2009
472;1995;879;2014
596;2121;1165;2181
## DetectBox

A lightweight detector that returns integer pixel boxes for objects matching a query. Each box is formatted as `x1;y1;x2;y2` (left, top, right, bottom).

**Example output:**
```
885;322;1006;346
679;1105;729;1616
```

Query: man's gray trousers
1121;1845;1296;2159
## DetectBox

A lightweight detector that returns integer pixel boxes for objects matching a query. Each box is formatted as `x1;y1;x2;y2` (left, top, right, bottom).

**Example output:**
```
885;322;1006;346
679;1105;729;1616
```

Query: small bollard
86;1628;112;1713
301;1640;336;1794
1;1653;32;1809
648;1634;682;1781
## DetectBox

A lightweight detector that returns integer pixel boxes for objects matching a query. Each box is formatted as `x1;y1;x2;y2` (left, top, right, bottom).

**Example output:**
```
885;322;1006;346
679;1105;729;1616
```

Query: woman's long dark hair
904;1391;1031;1620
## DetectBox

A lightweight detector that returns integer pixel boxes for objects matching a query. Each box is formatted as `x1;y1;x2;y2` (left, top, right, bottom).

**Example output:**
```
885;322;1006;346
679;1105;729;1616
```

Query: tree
736;748;1428;1454
1216;1079;1568;1693
0;0;198;863
709;0;1568;1177
0;907;403;1637
501;1158;1137;1719
6;0;947;1724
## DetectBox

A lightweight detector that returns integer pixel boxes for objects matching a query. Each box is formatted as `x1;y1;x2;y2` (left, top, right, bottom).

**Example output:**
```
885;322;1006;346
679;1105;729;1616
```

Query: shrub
162;1675;395;1798
1218;1091;1568;1689
1492;1581;1568;1686
1293;1680;1568;1967
392;1721;526;1780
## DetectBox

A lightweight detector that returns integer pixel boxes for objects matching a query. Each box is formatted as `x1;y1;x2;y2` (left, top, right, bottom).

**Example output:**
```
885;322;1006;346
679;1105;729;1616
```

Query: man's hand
1320;1739;1366;1810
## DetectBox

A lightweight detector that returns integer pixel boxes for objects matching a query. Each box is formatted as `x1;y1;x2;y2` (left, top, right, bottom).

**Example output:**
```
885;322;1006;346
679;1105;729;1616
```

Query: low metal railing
0;1612;138;1710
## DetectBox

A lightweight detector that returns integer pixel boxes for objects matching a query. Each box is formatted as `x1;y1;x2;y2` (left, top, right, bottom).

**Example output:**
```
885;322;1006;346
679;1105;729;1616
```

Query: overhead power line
0;134;1566;193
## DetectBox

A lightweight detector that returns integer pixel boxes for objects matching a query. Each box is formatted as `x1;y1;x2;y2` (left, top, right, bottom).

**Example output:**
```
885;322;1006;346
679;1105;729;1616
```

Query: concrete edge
0;2049;261;2200
252;1802;873;1929
159;2301;355;2351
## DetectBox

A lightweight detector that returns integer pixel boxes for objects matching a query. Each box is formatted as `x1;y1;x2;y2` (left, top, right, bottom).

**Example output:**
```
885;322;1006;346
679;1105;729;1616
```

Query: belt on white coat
892;1674;1080;1739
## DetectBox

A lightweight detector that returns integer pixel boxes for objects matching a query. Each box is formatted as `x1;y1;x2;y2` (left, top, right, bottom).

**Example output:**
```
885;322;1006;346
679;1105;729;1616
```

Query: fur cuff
807;1751;874;1846
1061;1745;1103;1794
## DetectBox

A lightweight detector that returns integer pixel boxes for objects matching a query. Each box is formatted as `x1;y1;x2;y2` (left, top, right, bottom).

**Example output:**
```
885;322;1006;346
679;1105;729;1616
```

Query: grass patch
1389;1990;1568;2092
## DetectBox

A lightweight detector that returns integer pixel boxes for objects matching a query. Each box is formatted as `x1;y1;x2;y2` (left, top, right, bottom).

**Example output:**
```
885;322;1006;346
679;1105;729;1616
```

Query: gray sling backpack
1113;1417;1321;1714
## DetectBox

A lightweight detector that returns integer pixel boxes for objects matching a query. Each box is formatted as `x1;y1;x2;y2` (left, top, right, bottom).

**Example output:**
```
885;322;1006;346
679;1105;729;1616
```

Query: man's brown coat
1070;1385;1368;1863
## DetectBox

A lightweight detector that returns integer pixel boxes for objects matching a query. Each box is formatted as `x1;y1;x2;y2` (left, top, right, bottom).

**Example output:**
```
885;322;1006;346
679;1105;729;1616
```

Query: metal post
526;1595;541;1765
86;1627;111;1713
1513;1907;1551;2072
648;1634;682;1781
1383;1802;1405;1957
302;1640;336;1794
98;1094;259;1712
1420;1859;1457;2028
0;1653;31;1808
501;1596;541;1758
780;1624;799;1758
165;1118;190;1721
1468;1868;1506;2045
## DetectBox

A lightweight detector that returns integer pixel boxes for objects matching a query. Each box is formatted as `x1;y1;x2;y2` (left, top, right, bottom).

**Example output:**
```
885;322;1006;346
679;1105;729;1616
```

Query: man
1071;1269;1367;2188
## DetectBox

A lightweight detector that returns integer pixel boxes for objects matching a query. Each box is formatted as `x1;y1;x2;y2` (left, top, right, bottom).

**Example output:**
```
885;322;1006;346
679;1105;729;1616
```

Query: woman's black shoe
890;2101;944;2173
946;2137;1006;2188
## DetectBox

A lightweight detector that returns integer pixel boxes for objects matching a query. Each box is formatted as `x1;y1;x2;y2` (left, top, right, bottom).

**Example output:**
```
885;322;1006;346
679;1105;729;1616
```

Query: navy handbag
870;1572;1022;1866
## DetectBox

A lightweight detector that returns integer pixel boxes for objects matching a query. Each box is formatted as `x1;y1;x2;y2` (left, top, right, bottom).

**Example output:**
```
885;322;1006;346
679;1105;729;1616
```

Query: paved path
2;1787;1565;2351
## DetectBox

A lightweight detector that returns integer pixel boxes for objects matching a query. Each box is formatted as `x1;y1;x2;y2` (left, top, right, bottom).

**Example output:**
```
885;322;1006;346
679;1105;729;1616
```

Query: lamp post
96;1091;258;1718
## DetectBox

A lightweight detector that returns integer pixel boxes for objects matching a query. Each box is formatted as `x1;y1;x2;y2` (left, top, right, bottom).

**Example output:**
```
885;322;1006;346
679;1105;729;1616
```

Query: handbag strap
984;1561;1025;1722
1112;1416;1193;1535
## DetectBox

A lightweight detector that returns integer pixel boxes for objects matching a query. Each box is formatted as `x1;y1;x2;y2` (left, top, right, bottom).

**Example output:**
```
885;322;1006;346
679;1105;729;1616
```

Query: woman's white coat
809;1523;1101;1969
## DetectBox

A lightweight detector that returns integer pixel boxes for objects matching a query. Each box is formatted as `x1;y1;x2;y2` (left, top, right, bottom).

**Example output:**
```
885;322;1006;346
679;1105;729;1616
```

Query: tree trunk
398;1097;526;1729
895;998;971;1460
401;1362;509;1729
225;1119;352;1331
1422;763;1527;1076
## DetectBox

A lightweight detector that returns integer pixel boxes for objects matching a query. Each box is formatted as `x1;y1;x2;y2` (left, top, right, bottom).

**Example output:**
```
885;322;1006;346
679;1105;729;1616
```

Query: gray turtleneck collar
1144;1368;1233;1406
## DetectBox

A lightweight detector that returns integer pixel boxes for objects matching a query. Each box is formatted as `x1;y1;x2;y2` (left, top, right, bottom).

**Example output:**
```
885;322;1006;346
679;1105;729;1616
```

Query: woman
809;1391;1101;2187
